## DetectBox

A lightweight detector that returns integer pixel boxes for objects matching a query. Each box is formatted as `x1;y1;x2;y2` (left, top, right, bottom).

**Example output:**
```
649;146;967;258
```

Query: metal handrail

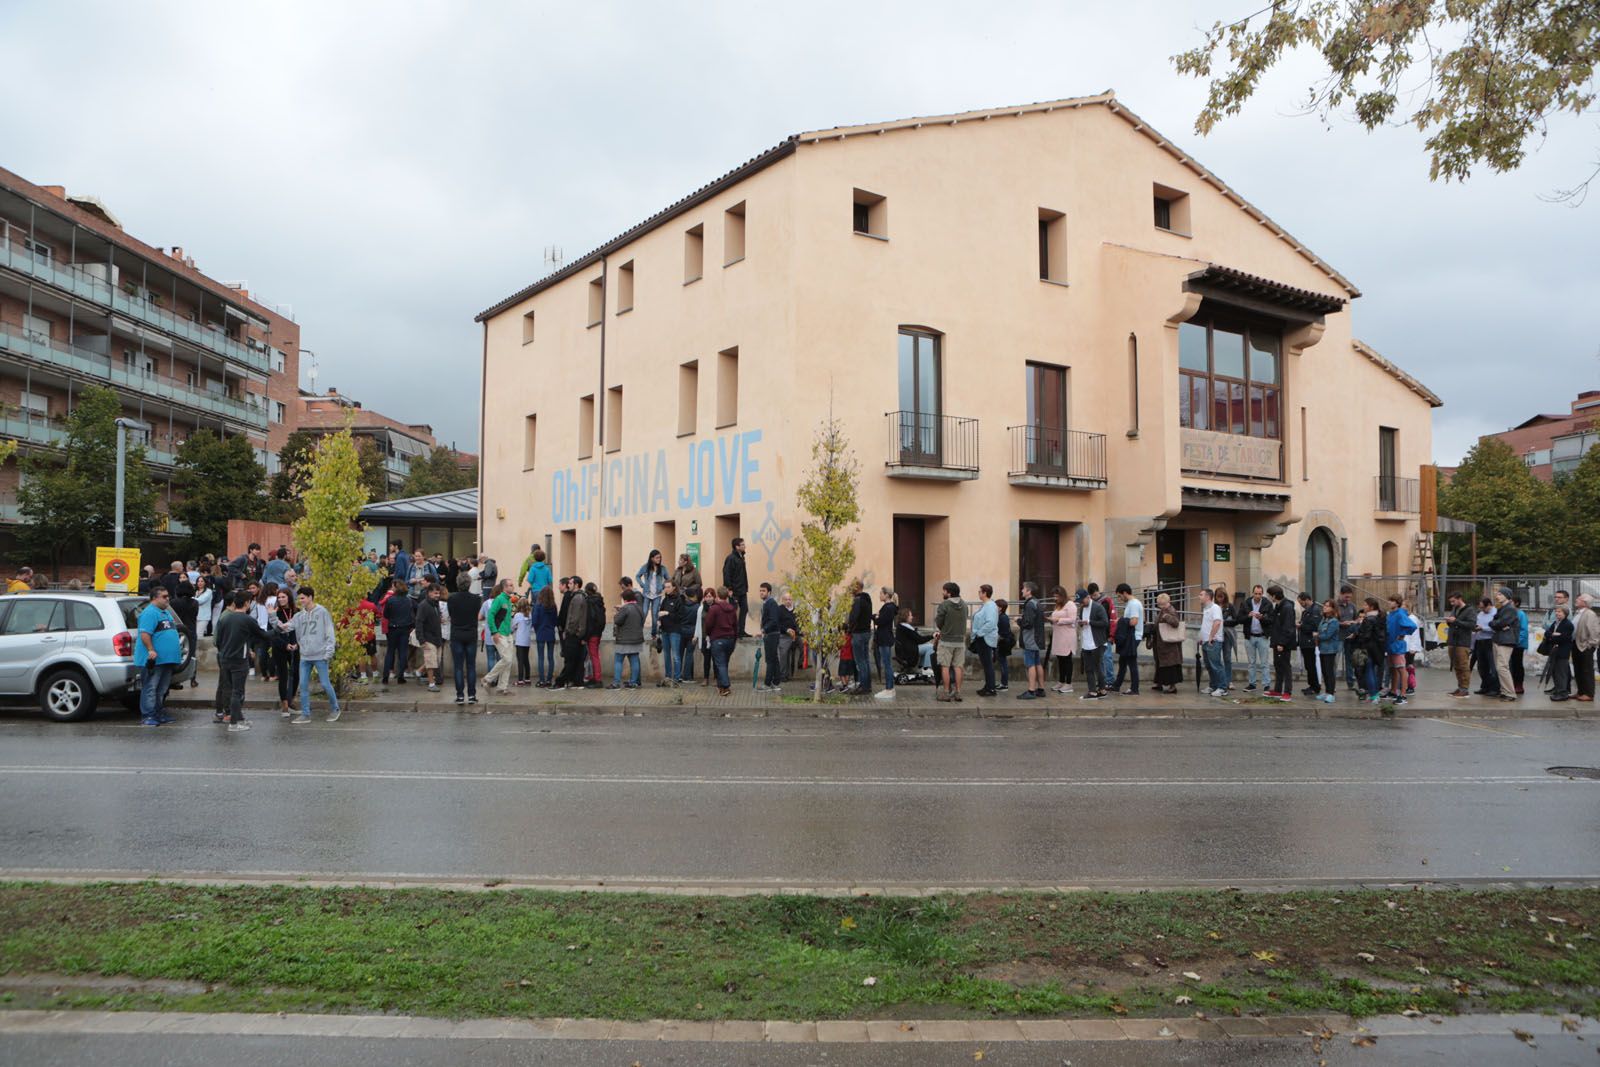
1007;425;1107;484
884;410;979;472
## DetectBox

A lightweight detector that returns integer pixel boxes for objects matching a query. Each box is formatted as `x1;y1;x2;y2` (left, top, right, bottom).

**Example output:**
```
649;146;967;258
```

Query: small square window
521;308;536;344
852;188;886;238
1153;183;1191;234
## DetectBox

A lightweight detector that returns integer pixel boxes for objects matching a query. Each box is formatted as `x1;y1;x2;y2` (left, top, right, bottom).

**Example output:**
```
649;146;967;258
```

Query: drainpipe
477;320;487;556
595;255;608;578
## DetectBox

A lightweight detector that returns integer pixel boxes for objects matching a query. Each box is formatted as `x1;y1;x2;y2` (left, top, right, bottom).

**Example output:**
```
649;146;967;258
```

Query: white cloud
3;0;1594;460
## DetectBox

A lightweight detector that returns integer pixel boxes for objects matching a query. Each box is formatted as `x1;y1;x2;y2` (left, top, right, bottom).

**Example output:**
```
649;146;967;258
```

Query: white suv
0;592;197;721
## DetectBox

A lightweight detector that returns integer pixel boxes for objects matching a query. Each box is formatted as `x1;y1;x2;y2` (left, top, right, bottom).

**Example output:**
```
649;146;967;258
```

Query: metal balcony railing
0;321;267;428
0;232;270;373
884;410;979;475
1376;475;1420;513
1007;425;1107;487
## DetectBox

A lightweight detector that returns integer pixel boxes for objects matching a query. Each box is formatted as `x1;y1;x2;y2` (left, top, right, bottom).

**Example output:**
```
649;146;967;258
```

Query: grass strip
0;882;1594;1021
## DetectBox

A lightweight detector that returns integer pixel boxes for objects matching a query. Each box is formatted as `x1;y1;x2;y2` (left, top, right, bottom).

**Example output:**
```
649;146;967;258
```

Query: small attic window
1153;183;1191;235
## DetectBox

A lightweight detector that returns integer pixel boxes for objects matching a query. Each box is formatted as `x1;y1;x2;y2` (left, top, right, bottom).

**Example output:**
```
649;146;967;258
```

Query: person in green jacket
481;580;517;693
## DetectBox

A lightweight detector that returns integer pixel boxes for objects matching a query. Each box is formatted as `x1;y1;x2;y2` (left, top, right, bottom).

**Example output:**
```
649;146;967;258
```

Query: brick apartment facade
0;165;300;554
1479;390;1600;481
296;388;437;496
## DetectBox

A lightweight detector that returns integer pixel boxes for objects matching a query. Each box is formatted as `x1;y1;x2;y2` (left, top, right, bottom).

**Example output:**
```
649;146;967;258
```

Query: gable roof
1352;340;1442;408
476;90;1359;322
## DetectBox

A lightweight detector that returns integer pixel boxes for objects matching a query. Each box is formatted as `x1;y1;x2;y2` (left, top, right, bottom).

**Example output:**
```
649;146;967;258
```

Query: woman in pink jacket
1048;585;1079;694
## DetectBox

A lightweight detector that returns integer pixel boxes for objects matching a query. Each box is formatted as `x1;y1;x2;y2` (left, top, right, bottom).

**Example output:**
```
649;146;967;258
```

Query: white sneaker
1061;686;1073;694
248;668;256;678
873;689;895;700
227;721;251;732
280;709;292;719
1210;688;1227;697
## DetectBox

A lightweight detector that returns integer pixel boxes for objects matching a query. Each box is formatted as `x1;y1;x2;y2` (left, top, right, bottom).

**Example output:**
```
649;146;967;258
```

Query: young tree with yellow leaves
291;427;371;693
787;417;860;703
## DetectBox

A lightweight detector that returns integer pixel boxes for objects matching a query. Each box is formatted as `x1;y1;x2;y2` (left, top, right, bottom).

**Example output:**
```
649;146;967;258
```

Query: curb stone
0;1009;1588;1043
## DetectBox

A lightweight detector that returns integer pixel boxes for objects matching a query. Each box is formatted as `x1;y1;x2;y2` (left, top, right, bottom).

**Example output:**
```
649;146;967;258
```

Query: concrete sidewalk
169;664;1595;720
1;1007;1587;1045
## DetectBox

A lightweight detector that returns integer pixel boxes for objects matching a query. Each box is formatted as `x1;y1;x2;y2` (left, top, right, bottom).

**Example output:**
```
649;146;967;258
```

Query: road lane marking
1426;717;1527;738
0;764;1576;788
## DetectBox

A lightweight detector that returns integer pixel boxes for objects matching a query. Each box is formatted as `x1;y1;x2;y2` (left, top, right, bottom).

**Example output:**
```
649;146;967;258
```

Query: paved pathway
2;1009;1594;1066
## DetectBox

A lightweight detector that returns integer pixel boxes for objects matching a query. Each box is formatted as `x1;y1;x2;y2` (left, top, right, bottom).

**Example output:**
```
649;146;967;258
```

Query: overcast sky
3;0;1594;463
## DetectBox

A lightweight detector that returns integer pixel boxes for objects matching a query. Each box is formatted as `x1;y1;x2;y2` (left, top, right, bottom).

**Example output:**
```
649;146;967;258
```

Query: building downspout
595;255;608;579
477;320;487;555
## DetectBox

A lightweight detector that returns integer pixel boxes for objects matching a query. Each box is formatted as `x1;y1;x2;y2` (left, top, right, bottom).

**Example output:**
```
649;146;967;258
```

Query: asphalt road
4;1031;1595;1067
2;710;1598;887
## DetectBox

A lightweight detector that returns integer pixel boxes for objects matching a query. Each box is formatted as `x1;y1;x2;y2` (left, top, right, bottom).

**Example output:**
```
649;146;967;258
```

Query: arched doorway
1304;527;1336;603
1381;540;1400;576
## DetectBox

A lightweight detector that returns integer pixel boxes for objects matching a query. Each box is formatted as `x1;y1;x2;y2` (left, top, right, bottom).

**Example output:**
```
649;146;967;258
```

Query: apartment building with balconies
476;93;1439;619
295;388;437;496
0;165;300;538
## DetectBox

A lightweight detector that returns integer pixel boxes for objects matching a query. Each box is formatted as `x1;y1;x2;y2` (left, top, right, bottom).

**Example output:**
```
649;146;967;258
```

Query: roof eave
475;138;798;322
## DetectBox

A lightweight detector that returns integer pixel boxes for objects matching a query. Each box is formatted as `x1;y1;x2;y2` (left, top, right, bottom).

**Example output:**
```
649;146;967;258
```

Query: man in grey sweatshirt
286;585;340;723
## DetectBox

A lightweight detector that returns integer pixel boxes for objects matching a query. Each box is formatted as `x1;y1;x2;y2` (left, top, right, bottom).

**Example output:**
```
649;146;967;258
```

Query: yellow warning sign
95;546;141;593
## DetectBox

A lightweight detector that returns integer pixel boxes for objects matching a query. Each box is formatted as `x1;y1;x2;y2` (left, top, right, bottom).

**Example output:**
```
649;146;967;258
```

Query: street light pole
113;417;150;549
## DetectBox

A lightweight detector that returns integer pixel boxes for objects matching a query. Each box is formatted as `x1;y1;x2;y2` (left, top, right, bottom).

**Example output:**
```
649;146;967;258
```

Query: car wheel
39;668;99;722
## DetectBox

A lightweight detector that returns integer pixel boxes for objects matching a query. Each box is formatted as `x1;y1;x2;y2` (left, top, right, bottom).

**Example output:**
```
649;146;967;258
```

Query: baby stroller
894;623;935;685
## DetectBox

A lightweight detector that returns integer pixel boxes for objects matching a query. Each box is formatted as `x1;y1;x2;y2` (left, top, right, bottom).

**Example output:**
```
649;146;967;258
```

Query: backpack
586;592;605;637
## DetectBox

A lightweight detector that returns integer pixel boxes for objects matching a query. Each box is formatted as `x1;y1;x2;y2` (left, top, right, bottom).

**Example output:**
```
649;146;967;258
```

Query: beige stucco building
476;93;1439;623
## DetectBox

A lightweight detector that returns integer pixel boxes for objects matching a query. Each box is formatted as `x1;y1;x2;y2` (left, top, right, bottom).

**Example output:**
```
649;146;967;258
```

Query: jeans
383;627;412;681
298;659;339;716
140;662;175;719
850;632;872;690
1361;656;1379;697
1202;643;1225;691
878;644;897;690
451;638;478;697
613;652;640;686
731;593;749;636
918;642;934;668
1081;646;1104;692
998;650;1009;687
1318;653;1338;695
1272;645;1293;694
515;645;531;682
536;638;555;684
560;634;586;686
763;634;782;686
711;636;735;689
663;631;684;681
485;637;499;675
1301;647;1321;692
643;596;662;636
1472;642;1498;692
216;661;248;722
975;641;994;691
587;635;601;681
1222;629;1236;684
1113;653;1139;694
1102;644;1114;685
1246;635;1269;687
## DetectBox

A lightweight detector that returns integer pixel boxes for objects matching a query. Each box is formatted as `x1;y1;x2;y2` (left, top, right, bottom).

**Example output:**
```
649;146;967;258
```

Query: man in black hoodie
446;573;481;704
723;538;750;638
1266;585;1296;698
380;578;414;686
